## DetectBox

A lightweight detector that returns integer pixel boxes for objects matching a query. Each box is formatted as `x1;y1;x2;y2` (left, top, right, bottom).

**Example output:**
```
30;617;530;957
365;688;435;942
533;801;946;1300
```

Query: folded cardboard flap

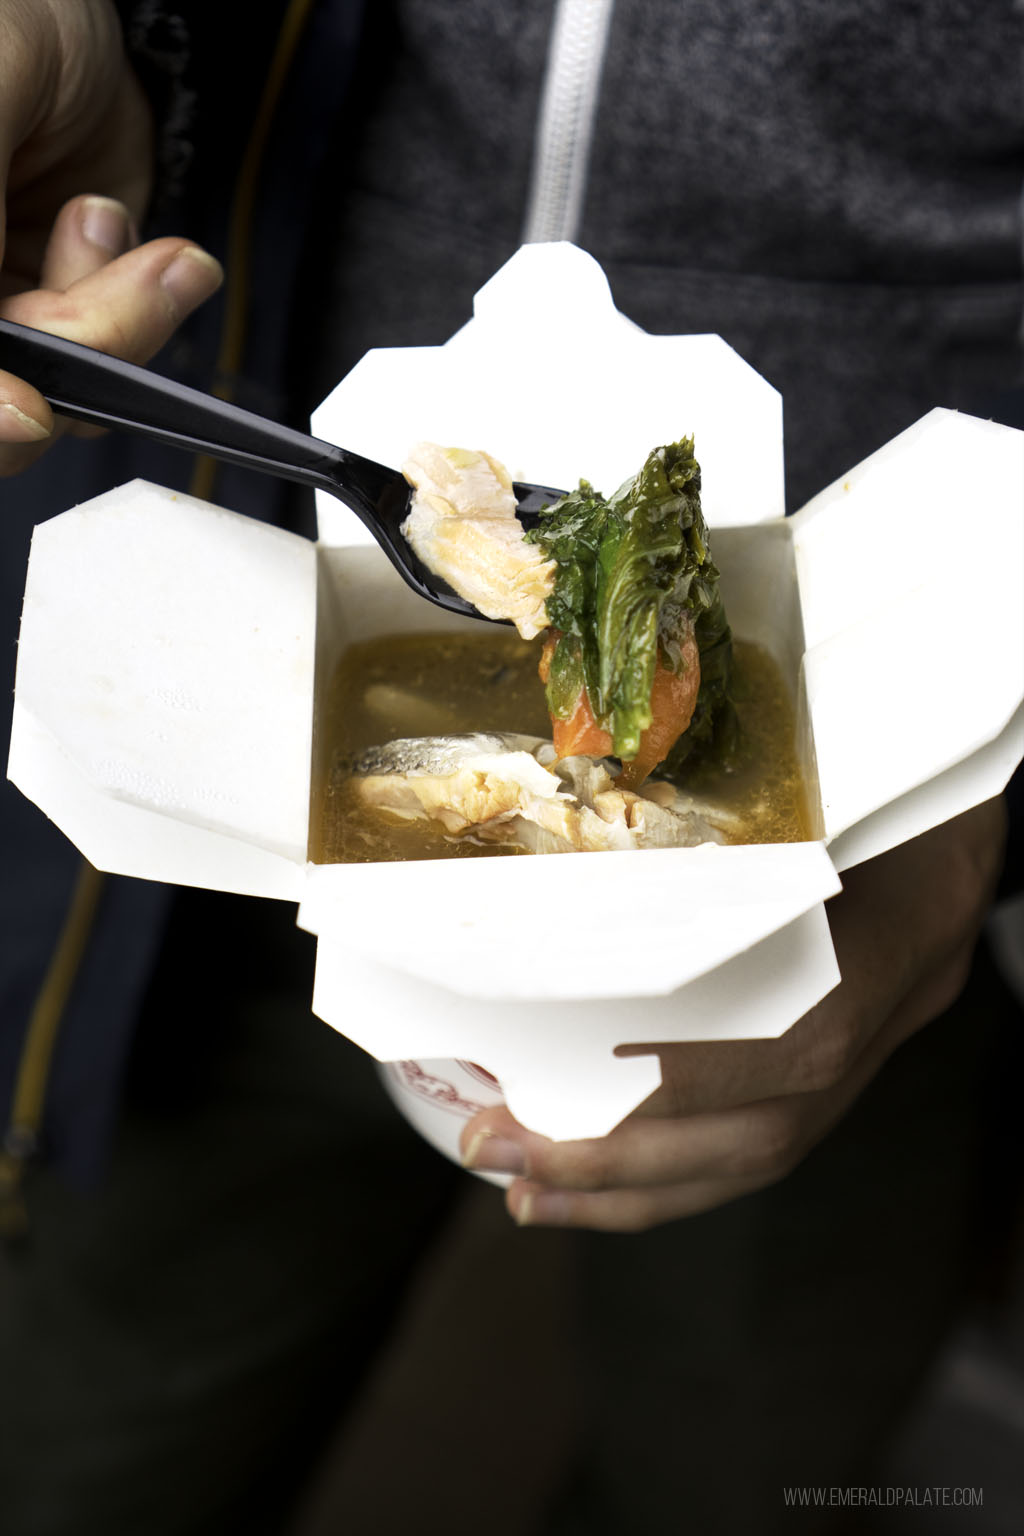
793;410;1024;842
827;702;1024;875
297;841;842;1001
793;409;1024;651
7;703;307;900
310;904;842;1140
9;481;317;882
311;243;785;547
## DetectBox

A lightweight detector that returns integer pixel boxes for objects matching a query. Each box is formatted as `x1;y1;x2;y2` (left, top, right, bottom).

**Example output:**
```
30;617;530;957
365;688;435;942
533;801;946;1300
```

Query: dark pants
2;888;1019;1535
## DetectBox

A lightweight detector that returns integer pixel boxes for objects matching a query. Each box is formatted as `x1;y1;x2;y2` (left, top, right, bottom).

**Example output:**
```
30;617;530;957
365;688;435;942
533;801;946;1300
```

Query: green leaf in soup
526;437;734;771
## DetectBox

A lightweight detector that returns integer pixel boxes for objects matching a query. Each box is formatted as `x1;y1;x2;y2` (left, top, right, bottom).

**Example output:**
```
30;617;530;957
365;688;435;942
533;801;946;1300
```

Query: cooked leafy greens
525;438;734;767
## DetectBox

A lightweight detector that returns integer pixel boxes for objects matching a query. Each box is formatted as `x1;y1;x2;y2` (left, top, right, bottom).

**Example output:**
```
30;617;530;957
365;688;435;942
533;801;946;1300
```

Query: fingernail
0;402;51;441
513;1190;535;1226
160;247;224;316
462;1129;527;1176
81;196;131;256
513;1190;573;1227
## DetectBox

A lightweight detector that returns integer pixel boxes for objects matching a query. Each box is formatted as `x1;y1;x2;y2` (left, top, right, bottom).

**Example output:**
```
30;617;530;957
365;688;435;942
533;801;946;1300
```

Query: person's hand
0;0;223;474
460;798;1008;1231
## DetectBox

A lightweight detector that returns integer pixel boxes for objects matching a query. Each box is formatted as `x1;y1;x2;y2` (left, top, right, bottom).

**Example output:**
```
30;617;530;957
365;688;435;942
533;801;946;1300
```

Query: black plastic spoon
0;317;564;621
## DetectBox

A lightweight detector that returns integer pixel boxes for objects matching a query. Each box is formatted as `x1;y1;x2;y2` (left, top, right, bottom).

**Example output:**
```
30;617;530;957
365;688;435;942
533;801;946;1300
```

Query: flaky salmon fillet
401;443;555;639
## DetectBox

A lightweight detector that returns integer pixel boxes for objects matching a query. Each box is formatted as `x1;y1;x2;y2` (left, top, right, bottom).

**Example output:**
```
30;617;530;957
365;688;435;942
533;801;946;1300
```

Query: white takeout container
8;244;1024;1159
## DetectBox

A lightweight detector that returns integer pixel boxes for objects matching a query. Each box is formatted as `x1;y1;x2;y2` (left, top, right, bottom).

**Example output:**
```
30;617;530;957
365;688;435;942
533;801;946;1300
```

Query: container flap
8;702;306;900
312;241;784;546
827;701;1024;873
308;905;841;1141
297;840;841;1002
792;411;1024;842
9;481;317;884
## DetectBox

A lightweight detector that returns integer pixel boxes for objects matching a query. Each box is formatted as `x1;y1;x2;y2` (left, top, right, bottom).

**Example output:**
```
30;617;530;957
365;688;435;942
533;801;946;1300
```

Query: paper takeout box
8;244;1024;1147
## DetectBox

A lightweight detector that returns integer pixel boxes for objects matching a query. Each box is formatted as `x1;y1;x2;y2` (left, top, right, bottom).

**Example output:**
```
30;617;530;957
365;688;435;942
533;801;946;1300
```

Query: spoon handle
0;317;345;493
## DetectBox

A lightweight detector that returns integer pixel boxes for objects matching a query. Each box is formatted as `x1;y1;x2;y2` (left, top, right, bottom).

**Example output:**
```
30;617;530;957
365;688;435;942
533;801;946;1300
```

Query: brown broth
312;631;811;863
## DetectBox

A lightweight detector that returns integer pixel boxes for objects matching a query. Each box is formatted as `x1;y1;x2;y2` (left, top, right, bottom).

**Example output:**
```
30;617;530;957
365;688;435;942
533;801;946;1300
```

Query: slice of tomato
539;632;613;758
616;632;700;787
552;691;614;760
539;629;700;786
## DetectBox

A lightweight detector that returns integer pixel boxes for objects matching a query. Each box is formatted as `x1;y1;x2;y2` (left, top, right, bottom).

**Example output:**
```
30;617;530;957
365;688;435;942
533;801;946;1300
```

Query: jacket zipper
522;0;617;244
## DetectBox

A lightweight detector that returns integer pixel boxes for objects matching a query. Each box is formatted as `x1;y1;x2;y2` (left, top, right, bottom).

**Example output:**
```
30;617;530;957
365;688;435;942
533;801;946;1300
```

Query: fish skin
349;732;547;777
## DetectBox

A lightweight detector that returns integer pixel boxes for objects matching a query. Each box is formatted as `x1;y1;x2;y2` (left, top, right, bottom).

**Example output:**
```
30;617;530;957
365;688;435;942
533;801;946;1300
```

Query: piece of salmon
401;443;555;639
349;733;727;854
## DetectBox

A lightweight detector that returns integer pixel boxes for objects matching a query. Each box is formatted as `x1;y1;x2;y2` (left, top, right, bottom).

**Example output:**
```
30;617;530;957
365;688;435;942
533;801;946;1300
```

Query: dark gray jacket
303;0;1024;507
2;0;1022;1188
